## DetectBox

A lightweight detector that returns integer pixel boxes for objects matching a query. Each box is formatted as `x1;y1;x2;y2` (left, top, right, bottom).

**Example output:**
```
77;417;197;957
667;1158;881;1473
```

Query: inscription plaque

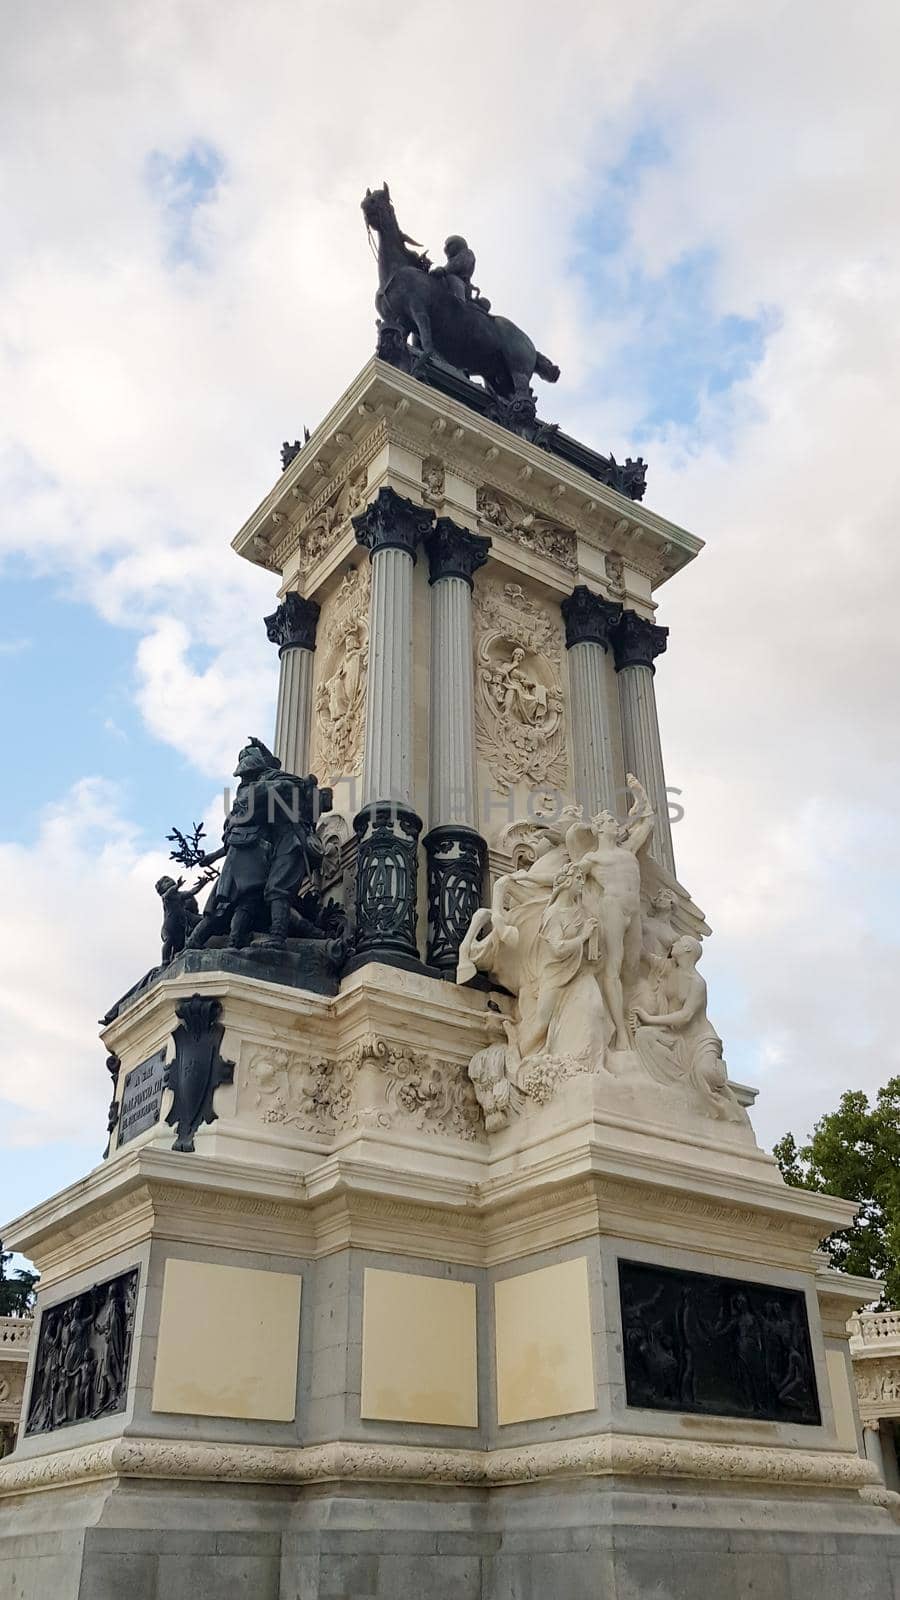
117;1048;167;1147
619;1258;821;1426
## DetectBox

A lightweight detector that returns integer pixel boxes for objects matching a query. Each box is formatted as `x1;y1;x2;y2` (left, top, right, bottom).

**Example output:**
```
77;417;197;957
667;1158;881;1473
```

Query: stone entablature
232;359;702;603
0;1316;32;1458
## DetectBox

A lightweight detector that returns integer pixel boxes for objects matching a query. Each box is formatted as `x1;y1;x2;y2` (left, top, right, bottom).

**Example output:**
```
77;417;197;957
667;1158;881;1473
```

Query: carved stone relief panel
854;1358;900;1405
25;1268;139;1435
312;563;371;785
473;577;567;795
476;485;577;574
239;1036;483;1145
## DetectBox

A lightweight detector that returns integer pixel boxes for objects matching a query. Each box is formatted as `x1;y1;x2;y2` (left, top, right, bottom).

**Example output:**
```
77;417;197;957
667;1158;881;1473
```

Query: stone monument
1;184;898;1598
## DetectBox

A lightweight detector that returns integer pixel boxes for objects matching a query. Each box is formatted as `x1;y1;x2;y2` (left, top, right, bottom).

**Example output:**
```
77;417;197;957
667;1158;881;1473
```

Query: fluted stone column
560;585;622;819
351;487;434;965
612;609;674;874
264;592;320;774
423;518;491;973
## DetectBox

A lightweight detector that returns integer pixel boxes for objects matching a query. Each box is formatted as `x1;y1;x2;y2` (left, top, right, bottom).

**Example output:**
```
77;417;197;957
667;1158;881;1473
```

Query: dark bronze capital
560;585;622;650
611;608;668;672
352;486;434;562
264;591;320;655
424;517;491;588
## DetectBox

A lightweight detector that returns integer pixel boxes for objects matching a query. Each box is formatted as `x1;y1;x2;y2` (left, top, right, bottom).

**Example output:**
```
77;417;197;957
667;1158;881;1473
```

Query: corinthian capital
264;592;320;654
611;609;668;672
352;486;434;562
560;585;622;650
424;518;491;588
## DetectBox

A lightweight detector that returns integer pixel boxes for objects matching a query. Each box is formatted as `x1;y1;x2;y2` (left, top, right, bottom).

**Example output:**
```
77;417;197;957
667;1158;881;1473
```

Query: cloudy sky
2;0;899;1234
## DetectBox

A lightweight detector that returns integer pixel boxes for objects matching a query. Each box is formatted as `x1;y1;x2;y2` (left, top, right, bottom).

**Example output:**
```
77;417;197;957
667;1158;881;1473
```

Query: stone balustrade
0;1317;32;1352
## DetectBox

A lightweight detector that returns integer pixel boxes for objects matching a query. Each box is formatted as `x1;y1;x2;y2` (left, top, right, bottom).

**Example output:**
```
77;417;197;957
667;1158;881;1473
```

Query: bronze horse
362;184;560;399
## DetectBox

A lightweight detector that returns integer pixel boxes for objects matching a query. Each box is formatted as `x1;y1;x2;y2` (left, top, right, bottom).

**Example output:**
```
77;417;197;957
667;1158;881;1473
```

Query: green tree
773;1078;900;1309
0;1249;39;1317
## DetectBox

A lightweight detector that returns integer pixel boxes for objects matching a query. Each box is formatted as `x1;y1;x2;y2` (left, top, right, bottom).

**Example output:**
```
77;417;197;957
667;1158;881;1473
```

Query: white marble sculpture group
458;776;747;1132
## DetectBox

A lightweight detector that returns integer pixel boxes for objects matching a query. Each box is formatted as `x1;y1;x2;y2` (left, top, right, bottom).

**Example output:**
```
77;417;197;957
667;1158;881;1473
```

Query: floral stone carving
458;779;748;1135
314;564;370;783
297;470;368;573
242;1037;483;1143
474;579;567;794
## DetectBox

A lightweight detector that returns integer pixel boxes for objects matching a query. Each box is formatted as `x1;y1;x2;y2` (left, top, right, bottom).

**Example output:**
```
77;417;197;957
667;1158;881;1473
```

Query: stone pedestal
2;358;898;1597
1;960;898;1598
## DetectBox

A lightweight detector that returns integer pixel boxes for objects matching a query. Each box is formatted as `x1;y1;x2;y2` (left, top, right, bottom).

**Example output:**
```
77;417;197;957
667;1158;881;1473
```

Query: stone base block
2;1475;898;1599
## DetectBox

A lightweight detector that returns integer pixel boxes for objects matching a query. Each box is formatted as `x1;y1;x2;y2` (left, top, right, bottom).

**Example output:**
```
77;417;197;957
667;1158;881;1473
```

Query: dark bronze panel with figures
618;1259;821;1425
25;1268;138;1435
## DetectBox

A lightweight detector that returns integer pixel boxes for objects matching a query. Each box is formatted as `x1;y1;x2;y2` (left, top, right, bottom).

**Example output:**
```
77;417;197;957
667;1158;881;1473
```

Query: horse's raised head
361;184;393;228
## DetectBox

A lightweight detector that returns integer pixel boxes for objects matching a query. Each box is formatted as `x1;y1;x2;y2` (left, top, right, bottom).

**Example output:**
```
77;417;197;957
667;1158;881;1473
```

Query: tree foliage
0;1249;39;1317
773;1079;900;1309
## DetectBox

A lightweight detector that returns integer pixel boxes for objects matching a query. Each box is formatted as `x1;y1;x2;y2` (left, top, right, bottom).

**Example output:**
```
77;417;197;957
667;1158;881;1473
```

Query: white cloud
2;0;900;1171
0;781;171;1148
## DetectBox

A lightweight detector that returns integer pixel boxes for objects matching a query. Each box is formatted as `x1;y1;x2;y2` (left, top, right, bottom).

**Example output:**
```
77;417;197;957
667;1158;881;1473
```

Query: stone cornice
263;591;320;653
0;1430;879;1501
352;485;433;561
423;518;491;588
231;360;703;591
560;585;622;650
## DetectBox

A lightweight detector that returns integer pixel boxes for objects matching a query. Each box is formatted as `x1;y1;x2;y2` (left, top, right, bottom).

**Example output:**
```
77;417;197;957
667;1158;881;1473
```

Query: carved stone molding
0;1430;878;1501
313;565;370;784
560;585;622;651
352;485;434;562
476;485;577;573
611;609;669;673
264;592;320;655
273;420;389;571
423;518;491;589
421;457;445;504
473;579;567;794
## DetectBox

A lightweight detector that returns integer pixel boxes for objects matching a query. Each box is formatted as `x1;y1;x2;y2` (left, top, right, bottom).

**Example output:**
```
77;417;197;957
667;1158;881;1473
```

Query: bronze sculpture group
164;737;339;961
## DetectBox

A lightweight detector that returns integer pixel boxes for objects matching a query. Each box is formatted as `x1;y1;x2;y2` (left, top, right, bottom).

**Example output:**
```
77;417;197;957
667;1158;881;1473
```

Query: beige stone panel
826;1345;860;1451
361;1267;478;1426
495;1256;596;1425
152;1258;301;1421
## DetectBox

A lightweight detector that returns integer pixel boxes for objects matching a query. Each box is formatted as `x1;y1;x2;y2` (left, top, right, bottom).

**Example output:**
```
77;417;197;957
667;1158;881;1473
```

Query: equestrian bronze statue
362;183;560;401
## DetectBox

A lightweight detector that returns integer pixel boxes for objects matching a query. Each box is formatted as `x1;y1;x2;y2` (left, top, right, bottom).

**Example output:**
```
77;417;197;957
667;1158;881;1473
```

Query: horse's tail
534;352;560;383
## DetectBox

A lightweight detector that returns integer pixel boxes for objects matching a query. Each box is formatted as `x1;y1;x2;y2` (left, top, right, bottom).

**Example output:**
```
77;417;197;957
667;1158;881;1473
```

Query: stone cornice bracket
611;608;669;673
264;591;321;655
560;585;623;651
352;485;434;562
423;518;492;589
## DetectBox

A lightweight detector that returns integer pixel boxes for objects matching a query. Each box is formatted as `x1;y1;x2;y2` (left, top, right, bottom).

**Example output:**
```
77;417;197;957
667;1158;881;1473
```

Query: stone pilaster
264;592;320;775
351;487;433;964
611;608;674;874
560;585;622;818
422;518;490;972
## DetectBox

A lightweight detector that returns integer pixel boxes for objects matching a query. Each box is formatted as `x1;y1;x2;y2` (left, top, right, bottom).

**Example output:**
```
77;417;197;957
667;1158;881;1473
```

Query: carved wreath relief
473;578;567;795
314;563;370;783
25;1269;138;1435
